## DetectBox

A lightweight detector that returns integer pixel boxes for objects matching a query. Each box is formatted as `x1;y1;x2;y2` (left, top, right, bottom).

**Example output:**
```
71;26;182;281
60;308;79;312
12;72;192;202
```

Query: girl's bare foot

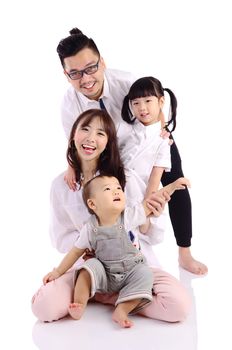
68;302;85;320
112;308;134;328
179;247;208;275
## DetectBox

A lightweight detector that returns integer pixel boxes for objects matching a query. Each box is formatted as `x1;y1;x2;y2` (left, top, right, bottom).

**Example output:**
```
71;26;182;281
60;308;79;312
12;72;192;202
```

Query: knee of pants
31;272;73;322
158;272;192;322
167;286;192;322
140;268;192;322
140;284;192;323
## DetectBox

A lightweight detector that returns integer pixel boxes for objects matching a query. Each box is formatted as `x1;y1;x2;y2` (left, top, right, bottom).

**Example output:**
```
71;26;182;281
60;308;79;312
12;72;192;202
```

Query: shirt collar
134;120;162;137
101;73;110;98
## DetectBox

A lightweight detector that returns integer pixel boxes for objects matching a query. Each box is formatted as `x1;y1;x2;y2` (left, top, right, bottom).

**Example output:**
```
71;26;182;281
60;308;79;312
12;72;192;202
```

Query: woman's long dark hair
122;76;177;132
67;109;126;189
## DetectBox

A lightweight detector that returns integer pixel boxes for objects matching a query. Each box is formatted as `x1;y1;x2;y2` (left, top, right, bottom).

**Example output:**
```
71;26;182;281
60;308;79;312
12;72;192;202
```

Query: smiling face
73;115;108;165
130;95;164;126
86;176;126;219
63;48;106;100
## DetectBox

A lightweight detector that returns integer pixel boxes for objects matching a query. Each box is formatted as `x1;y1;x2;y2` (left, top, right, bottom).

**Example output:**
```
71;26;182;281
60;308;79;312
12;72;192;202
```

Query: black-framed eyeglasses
66;57;100;80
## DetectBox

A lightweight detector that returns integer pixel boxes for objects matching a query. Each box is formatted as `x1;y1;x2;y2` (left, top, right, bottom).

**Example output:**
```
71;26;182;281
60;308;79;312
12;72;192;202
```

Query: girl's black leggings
161;139;192;247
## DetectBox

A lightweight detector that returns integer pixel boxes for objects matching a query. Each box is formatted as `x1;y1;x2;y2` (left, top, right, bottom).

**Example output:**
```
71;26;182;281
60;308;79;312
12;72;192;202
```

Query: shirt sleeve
74;223;92;250
49;178;79;253
139;214;166;245
154;139;171;171
123;203;147;231
124;168;146;205
124;205;165;247
124;168;165;246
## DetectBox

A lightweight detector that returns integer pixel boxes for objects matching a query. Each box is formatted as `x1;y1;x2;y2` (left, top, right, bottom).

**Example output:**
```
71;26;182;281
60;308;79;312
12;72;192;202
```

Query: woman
31;109;191;322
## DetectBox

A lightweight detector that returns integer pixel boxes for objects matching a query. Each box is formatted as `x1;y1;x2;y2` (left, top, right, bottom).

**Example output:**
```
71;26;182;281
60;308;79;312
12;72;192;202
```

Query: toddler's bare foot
179;248;208;275
112;308;134;328
68;302;85;320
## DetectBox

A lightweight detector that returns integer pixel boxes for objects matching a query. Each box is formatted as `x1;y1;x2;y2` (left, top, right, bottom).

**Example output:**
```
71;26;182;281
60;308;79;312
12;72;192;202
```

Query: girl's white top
119;121;171;184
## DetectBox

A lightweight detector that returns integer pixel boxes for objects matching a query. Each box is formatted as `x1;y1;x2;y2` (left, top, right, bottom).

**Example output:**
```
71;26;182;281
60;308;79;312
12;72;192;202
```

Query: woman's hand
64;165;77;191
145;191;170;217
144;177;190;217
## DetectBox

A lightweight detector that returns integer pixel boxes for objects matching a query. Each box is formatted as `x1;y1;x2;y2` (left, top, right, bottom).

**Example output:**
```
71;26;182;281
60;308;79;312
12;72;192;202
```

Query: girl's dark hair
122;76;177;132
57;27;100;68
82;175;124;215
67;109;126;189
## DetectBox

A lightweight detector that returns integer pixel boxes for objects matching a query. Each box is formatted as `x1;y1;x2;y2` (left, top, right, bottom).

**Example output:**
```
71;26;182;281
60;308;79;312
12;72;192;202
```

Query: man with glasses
57;27;135;144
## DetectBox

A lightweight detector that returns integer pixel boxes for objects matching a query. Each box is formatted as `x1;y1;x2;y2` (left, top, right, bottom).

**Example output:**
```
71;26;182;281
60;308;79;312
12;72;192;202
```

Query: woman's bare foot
112;308;134;328
68;302;86;320
179;247;208;275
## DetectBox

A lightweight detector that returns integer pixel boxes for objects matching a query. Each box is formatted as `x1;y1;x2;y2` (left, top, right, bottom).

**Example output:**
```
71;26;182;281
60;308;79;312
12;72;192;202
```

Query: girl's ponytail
163;88;177;132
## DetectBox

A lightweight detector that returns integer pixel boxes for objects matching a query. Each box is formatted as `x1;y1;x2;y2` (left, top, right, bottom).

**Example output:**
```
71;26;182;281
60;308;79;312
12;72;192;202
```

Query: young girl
121;76;207;275
32;109;191;323
121;76;175;200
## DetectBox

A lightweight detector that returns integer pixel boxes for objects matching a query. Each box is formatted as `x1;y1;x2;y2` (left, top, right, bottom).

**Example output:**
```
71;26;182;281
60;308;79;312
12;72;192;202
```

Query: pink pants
31;267;191;323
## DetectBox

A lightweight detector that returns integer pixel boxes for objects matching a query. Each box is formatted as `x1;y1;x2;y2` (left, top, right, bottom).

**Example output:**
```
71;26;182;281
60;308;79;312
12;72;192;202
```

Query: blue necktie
99;98;107;110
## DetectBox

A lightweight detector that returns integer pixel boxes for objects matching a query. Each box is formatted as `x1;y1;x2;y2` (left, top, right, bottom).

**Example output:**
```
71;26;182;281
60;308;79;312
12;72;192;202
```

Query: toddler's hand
43;268;61;285
82;249;95;261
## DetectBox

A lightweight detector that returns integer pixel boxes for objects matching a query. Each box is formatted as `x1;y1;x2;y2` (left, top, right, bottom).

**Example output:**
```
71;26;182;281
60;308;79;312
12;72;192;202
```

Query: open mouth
113;198;121;202
82;144;96;153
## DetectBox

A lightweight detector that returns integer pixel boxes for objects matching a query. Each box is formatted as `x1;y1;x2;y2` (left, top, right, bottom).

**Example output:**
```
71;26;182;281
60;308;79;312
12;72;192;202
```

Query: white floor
2;220;230;350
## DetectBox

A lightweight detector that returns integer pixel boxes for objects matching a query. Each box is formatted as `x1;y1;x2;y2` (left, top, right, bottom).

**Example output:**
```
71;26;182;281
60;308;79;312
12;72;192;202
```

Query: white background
0;0;231;349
